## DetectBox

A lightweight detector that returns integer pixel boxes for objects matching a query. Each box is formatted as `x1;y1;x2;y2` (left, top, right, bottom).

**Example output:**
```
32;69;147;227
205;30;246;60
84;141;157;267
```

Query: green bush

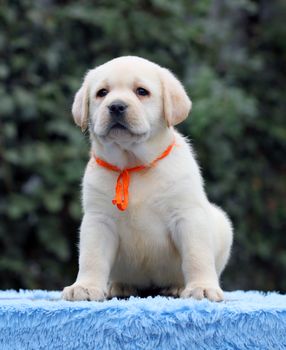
1;0;285;291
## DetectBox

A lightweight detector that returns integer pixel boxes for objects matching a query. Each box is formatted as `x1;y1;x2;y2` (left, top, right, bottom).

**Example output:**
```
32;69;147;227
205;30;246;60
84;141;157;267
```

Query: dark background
1;0;285;292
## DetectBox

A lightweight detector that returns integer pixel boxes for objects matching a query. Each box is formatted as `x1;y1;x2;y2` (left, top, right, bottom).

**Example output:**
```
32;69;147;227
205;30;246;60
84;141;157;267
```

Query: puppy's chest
88;165;180;265
89;165;174;209
128;169;173;207
122;175;178;252
87;164;176;232
117;204;173;266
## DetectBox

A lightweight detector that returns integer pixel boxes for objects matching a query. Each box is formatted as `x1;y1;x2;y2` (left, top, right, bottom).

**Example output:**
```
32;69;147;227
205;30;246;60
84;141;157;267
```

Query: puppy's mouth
109;122;128;131
106;119;132;135
93;115;150;143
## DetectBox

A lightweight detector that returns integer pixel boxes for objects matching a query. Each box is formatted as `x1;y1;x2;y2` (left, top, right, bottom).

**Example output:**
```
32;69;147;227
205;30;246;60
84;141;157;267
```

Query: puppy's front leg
62;213;118;301
172;208;223;302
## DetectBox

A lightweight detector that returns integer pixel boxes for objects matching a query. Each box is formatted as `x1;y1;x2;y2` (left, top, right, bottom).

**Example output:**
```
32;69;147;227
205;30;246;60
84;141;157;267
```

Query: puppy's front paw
62;283;107;301
180;283;224;302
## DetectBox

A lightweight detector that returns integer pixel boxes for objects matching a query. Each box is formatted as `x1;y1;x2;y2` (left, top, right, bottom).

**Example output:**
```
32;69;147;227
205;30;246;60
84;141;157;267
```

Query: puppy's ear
72;78;90;132
160;68;192;126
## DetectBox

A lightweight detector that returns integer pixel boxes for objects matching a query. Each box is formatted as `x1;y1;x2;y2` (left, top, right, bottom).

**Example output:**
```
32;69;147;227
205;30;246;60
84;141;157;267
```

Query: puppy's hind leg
160;286;184;298
171;208;224;302
211;204;233;277
108;282;138;299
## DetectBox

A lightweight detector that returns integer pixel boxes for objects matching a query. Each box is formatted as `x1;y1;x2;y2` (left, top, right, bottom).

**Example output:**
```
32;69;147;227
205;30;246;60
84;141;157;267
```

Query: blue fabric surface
0;290;285;350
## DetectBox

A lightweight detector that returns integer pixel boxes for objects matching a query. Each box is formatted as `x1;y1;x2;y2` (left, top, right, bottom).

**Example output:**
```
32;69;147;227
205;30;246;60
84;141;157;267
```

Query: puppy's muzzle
107;100;129;130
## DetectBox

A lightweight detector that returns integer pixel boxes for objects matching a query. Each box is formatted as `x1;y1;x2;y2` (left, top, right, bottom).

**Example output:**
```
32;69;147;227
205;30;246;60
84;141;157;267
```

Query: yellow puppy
62;56;233;302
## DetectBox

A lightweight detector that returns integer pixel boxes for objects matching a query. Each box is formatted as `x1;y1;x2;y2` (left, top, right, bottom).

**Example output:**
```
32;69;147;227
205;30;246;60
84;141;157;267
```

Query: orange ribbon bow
94;140;176;211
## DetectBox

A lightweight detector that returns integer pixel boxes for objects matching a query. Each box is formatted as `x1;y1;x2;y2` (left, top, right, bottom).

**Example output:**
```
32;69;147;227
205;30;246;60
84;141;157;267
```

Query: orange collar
94;140;176;211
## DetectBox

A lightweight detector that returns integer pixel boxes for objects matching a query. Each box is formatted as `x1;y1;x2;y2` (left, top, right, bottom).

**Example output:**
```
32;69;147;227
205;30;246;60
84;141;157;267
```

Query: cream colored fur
62;56;233;302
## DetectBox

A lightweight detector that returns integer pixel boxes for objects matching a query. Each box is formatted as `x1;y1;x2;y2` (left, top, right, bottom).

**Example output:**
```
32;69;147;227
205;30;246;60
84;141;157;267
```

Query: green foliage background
1;0;285;291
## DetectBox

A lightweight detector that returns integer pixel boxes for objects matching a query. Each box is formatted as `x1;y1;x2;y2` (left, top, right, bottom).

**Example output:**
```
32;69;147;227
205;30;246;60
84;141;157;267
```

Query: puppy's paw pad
62;284;107;301
180;284;224;302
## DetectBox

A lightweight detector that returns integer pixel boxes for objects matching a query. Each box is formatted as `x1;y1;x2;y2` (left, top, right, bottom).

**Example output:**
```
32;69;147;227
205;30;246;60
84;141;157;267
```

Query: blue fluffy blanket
0;290;285;349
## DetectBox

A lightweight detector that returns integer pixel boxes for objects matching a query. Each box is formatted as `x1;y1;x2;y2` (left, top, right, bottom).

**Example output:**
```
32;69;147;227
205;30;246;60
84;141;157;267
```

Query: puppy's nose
108;101;128;116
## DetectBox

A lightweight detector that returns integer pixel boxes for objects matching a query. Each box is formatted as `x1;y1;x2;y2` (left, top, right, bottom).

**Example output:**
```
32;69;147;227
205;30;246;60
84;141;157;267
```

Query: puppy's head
72;56;191;146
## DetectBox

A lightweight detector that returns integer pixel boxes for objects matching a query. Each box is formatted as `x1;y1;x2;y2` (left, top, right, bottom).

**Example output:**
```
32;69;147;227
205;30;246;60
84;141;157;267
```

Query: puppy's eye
96;89;109;97
136;87;149;96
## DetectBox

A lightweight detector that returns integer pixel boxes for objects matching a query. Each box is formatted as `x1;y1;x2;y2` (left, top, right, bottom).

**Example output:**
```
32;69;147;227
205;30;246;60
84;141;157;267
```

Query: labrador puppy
62;56;233;302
